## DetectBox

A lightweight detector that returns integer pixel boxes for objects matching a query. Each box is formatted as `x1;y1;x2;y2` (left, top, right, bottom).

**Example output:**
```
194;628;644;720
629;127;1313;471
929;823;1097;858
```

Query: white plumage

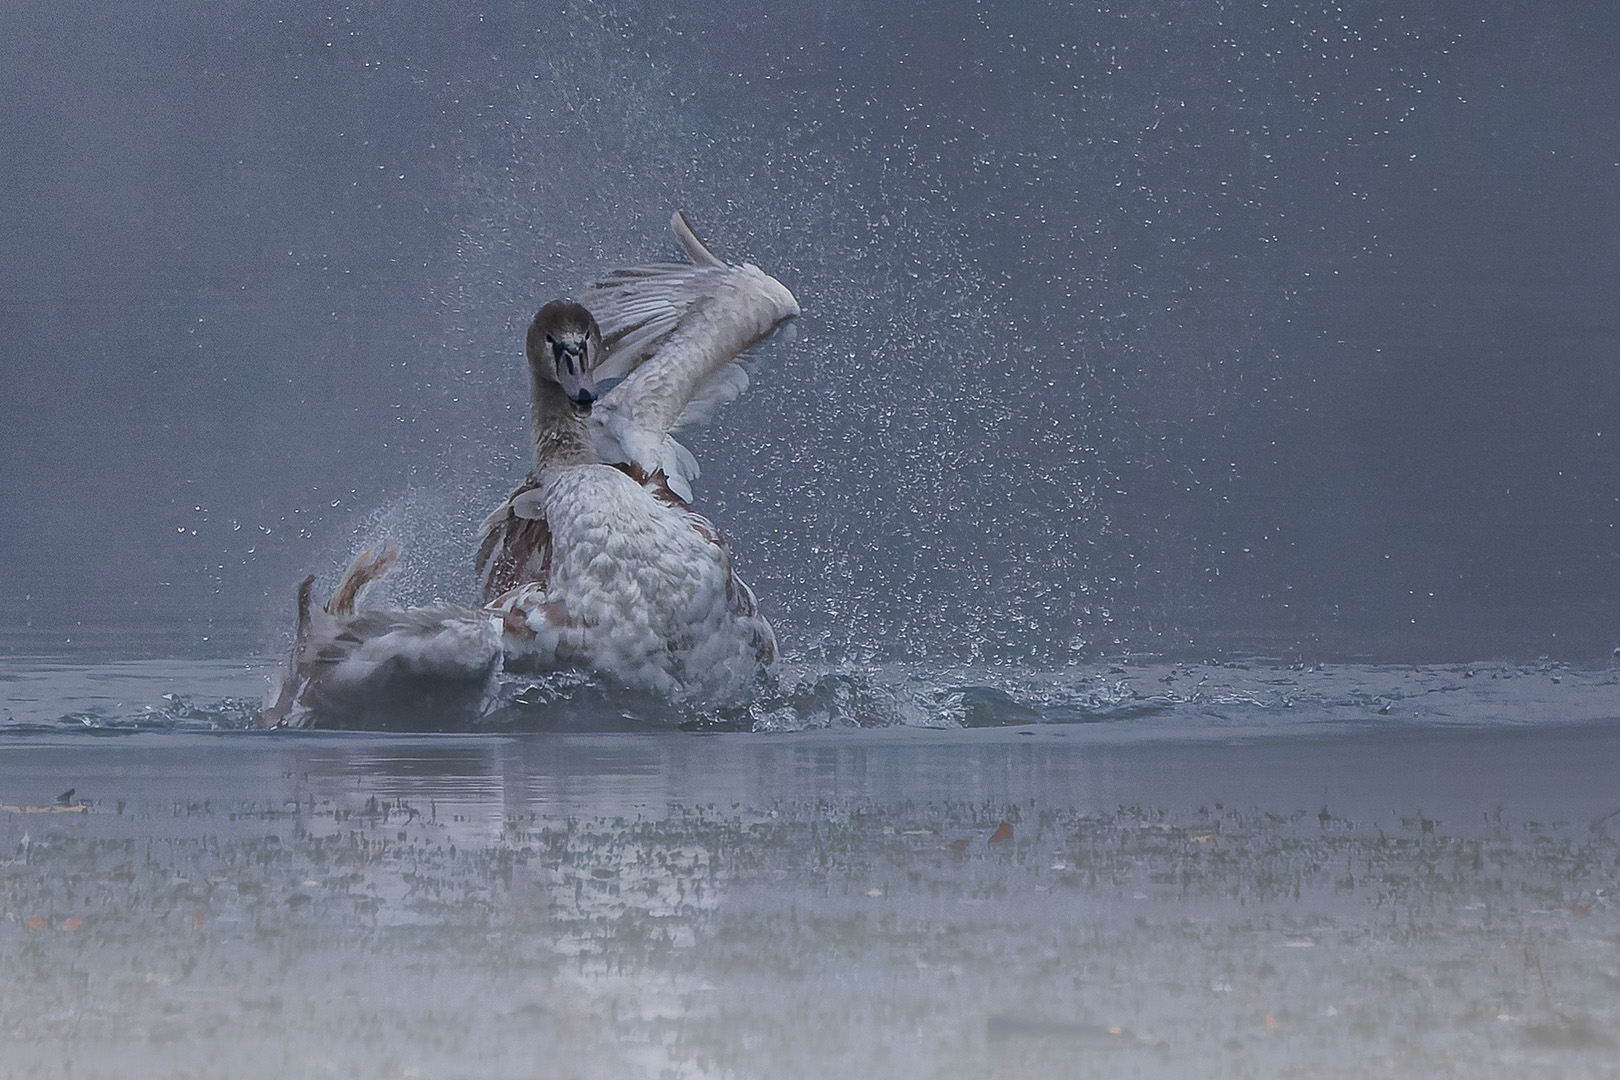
490;464;773;700
479;212;796;703
268;212;798;726
580;213;800;502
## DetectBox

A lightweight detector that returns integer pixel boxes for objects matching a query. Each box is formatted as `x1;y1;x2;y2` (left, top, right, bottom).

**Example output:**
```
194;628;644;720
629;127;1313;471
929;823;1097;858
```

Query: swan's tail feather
671;210;724;268
294;574;315;645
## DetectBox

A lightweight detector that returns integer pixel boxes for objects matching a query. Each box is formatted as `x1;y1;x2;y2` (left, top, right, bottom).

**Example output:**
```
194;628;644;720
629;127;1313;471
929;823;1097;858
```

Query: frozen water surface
2;659;1619;1078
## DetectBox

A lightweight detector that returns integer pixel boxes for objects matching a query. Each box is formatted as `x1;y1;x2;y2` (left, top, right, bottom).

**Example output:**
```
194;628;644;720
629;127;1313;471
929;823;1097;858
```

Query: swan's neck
529;373;594;474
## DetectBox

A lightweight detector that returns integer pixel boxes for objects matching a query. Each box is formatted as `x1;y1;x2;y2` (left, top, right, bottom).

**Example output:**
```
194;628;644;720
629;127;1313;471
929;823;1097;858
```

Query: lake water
2;657;1618;1078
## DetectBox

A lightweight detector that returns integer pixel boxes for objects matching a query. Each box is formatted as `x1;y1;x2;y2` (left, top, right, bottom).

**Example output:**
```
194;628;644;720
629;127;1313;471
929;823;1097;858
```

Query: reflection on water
1;729;1617;1078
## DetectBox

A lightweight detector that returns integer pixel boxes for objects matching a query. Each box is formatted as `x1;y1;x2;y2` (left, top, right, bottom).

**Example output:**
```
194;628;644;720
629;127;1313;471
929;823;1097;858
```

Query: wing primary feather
325;544;399;615
671;210;725;267
580;214;798;489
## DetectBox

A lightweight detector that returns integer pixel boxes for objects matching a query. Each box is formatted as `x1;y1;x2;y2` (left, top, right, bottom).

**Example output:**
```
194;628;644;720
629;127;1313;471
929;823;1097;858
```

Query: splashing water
6;654;1618;738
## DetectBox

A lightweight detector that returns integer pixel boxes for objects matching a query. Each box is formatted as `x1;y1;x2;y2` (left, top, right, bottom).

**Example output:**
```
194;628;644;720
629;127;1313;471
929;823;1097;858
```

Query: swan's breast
544;464;730;612
503;464;769;695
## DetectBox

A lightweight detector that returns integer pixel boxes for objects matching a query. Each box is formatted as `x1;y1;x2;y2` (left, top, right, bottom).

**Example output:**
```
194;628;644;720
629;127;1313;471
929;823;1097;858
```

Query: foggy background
2;1;1617;664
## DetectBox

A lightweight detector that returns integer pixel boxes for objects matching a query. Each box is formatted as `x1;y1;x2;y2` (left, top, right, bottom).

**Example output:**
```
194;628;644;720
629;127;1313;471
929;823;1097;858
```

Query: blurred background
2;0;1617;664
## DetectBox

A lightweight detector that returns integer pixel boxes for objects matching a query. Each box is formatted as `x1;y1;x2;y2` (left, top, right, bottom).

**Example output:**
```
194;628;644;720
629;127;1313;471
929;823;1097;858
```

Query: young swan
530;298;606;409
267;212;795;725
478;213;796;702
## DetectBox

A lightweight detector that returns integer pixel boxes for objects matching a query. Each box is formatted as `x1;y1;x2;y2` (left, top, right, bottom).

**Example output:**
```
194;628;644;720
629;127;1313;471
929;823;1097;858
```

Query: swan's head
527;299;604;407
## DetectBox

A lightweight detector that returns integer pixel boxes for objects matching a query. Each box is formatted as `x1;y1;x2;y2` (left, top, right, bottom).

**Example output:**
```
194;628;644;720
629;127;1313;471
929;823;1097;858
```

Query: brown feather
478;514;554;603
476;478;555;603
325;544;399;615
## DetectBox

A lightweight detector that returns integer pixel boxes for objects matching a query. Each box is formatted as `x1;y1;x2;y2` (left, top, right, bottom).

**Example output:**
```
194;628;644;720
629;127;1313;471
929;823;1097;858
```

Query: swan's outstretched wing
264;545;501;729
582;211;799;501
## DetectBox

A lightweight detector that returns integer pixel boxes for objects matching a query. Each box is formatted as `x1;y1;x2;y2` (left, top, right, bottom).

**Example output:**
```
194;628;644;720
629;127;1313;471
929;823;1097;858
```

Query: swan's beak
560;375;597;407
553;341;597;406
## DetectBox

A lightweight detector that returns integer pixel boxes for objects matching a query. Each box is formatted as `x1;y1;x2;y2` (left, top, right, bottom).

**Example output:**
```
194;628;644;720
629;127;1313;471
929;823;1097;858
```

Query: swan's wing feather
583;212;799;489
586;262;797;436
671;207;726;267
474;478;553;603
678;362;750;429
266;571;500;729
584;263;692;383
324;544;399;615
594;360;747;501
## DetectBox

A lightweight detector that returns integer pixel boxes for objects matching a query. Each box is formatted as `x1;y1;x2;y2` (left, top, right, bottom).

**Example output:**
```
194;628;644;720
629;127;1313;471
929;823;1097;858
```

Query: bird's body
488;461;774;701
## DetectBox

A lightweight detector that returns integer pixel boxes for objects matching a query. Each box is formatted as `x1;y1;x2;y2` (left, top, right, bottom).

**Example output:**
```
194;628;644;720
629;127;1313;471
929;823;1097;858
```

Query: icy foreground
0;724;1617;1079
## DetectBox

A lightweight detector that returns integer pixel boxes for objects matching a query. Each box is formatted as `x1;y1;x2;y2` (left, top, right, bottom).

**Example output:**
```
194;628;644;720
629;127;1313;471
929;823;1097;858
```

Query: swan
263;544;502;729
266;212;798;726
479;211;799;700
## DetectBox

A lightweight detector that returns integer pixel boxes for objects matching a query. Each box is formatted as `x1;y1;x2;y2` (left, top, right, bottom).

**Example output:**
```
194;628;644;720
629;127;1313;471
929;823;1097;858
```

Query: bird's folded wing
582;211;799;500
474;477;554;602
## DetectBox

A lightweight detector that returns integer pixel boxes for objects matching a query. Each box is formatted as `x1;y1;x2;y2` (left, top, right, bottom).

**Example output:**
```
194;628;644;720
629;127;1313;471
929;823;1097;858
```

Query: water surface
3;658;1618;1078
